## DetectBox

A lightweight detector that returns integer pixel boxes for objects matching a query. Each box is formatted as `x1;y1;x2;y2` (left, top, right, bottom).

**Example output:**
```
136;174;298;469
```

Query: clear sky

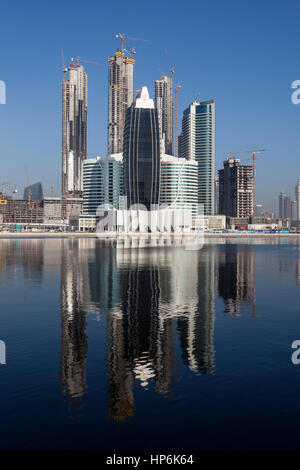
0;0;299;211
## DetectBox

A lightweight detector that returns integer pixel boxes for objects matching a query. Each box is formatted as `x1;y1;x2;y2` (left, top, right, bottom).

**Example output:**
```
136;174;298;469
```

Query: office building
179;100;215;215
279;192;286;219
24;182;44;201
295;180;300;221
108;49;135;154
218;157;253;218
292;200;297;221
82;154;123;215
159;154;198;217
279;192;292;219
123;87;160;210
62;62;88;196
255;204;263;216
214;174;219;215
155;76;173;154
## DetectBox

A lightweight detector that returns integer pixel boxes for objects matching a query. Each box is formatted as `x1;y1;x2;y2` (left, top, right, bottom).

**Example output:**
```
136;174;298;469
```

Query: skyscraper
155;76;173;154
62;63;88;196
292;200;297;221
180;100;215;216
23;182;44;201
279;191;292;219
108;49;135;155
218;158;253;218
279;192;286;219
123;87;160;210
295;180;300;221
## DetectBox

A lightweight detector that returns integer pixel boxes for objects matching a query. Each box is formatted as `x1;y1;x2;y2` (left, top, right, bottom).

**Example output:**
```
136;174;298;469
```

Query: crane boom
71;57;104;66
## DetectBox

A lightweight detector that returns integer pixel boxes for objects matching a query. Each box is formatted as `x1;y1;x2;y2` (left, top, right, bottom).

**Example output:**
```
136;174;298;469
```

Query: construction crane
61;48;68;82
0;180;17;198
71;57;104;66
175;84;181;156
115;33;149;151
115;33;149;52
226;148;266;215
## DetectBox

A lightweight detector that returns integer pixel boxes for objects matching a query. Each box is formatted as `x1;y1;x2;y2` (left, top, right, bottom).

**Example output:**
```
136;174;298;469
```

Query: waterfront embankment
0;232;299;239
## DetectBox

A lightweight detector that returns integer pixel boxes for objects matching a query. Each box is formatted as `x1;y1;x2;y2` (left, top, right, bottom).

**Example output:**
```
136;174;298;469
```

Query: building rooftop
135;86;154;109
161;154;198;165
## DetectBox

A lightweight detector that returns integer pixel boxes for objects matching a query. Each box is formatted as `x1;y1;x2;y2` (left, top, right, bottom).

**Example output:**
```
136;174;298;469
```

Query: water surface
0;237;300;449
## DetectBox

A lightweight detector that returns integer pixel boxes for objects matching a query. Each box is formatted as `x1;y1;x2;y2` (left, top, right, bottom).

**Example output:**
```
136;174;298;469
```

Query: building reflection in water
0;238;45;283
58;236;300;421
58;236;217;421
296;257;300;287
2;237;299;421
217;244;256;317
60;239;88;403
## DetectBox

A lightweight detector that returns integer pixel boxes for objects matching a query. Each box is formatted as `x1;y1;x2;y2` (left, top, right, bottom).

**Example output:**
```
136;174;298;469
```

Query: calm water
0;237;300;450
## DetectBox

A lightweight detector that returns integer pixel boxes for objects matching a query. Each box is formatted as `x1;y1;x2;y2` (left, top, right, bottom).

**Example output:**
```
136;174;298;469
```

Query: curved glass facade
83;155;123;214
160;155;198;218
123;100;160;210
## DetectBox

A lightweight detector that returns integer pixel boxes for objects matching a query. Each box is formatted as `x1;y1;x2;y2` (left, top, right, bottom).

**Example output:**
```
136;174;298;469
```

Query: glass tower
83;154;123;214
159;154;198;218
123;87;160;210
180;100;215;216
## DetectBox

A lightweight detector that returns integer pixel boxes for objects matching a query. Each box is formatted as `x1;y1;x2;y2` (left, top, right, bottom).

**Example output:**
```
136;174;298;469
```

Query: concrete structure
108;49;134;154
218;158;253;218
194;215;226;231
82;154;123;215
179;100;215;216
0;199;44;225
43;197;82;225
23;182;44;201
62;63;87;196
155;76;173;154
159;154;198;218
123;87;160;210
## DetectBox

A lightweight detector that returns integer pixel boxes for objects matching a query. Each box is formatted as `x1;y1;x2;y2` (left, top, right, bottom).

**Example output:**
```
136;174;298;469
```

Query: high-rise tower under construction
155;76;173;155
108;49;134;155
62;62;88;196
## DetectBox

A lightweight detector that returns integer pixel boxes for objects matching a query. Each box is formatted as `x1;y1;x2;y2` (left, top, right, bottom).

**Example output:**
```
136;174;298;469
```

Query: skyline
1;0;300;211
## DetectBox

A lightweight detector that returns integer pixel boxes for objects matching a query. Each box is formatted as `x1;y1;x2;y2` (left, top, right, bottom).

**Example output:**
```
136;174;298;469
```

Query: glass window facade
123;106;160;210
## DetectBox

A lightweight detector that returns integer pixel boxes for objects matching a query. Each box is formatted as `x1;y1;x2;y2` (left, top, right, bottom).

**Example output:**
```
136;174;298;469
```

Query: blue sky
0;0;299;211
